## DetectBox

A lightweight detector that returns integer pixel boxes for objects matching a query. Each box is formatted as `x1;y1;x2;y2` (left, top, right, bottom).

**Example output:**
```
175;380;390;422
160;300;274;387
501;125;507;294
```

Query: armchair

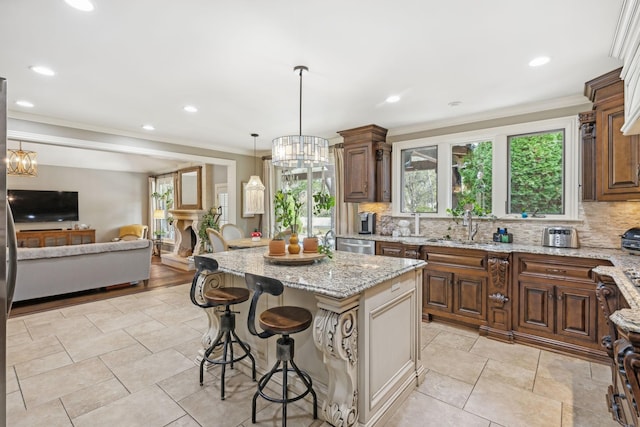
118;224;149;241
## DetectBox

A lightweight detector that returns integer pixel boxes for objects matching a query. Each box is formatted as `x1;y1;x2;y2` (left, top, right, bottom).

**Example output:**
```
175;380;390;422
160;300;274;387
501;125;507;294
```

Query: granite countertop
338;233;640;333
198;247;426;299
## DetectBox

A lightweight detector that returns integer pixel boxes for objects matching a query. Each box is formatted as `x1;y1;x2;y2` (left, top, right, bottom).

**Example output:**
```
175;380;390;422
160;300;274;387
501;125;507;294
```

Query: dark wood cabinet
375;241;420;259
339;124;391;203
420;245;488;326
16;229;96;247
581;68;640;201
512;253;611;361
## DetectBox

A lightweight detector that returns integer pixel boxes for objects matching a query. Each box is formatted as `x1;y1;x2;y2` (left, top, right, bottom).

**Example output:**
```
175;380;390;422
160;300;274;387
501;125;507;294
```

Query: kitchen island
193;247;426;427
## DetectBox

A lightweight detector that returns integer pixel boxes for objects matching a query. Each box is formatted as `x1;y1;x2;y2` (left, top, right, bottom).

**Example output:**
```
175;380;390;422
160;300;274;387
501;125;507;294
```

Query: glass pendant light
244;133;265;215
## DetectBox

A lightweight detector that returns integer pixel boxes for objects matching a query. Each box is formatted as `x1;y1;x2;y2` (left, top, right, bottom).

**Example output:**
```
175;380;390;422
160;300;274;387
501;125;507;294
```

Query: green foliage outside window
449;141;493;217
508;131;564;215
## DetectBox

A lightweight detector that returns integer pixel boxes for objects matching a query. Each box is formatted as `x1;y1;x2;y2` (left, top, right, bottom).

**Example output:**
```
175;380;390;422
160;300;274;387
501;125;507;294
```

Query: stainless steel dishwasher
336;237;376;255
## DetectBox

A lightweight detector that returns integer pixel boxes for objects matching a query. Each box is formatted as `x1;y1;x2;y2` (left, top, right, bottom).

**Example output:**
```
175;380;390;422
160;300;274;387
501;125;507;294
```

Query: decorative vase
303;236;318;254
268;239;286;256
288;233;301;254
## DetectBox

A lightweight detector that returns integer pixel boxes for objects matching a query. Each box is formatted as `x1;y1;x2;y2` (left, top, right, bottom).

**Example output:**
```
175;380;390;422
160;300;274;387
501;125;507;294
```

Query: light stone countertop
197;246;426;299
340;233;640;332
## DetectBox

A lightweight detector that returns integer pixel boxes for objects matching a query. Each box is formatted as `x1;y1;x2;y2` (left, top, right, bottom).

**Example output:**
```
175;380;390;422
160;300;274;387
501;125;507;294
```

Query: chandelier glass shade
244;133;265;215
272;65;329;169
7;141;37;177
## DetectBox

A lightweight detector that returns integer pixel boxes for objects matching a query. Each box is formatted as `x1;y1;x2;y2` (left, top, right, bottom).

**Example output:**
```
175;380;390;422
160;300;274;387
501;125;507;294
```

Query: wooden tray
263;251;326;265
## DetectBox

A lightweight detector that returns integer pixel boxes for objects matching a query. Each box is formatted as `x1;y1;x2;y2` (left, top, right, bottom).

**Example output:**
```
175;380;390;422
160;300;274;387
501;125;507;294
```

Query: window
401;146;437;213
508;130;564;215
392;116;578;219
153;174;175;241
451;141;492;216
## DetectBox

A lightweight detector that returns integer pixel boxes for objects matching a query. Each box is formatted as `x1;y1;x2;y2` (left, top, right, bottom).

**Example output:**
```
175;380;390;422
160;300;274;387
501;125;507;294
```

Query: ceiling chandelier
7;141;37;177
244;133;265;215
272;65;329;168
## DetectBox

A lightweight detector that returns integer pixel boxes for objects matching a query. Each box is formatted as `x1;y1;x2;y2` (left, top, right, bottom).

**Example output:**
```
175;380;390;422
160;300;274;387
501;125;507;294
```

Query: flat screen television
8;190;79;223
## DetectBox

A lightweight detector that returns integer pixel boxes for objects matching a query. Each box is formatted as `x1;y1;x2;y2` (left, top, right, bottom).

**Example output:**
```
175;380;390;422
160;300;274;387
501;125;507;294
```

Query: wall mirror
176;166;202;210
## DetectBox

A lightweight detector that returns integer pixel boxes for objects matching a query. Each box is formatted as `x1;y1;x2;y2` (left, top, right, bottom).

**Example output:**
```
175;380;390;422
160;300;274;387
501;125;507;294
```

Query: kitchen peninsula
193;247;426;427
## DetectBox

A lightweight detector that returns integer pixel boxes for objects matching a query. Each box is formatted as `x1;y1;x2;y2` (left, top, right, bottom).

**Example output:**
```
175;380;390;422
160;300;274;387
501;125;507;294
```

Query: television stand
16;229;95;248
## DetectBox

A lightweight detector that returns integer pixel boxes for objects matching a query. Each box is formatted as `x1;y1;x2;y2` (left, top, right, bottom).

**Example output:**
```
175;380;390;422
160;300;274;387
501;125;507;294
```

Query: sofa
14;239;153;302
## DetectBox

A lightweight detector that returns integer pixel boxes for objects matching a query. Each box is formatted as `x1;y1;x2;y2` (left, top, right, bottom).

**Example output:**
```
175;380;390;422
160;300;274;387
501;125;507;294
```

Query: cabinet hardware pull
546;268;566;275
557;294;563;300
364;182;368;192
489;293;509;305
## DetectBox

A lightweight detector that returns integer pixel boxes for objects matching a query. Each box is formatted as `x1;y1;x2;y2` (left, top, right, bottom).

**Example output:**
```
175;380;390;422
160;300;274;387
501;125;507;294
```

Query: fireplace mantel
161;209;205;271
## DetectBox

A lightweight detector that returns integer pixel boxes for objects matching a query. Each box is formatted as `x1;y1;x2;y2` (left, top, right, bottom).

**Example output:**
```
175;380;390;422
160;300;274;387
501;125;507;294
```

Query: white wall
8;165;149;243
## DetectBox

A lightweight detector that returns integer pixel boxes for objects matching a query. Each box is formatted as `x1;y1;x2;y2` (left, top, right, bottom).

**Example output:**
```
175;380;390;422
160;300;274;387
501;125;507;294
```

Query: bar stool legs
200;304;256;400
251;335;317;426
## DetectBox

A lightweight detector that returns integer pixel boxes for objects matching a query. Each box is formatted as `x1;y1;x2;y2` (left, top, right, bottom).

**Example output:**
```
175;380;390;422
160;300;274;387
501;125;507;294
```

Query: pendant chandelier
244;133;265;214
272;65;329;168
7;141;37;177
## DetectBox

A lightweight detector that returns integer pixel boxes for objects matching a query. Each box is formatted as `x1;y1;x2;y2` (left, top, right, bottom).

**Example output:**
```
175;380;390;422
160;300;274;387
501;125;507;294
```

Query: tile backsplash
359;201;640;249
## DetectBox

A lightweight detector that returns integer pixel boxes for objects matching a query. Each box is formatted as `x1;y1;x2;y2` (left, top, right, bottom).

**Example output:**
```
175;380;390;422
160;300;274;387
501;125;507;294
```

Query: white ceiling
1;0;625;171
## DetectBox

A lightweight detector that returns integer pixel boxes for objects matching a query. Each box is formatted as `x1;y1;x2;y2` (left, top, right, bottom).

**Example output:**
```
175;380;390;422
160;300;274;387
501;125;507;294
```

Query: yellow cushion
119;224;145;238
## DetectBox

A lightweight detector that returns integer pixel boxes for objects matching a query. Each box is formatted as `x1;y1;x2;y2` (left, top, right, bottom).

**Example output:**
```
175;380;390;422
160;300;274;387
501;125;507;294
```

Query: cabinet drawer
519;259;594;282
425;252;486;269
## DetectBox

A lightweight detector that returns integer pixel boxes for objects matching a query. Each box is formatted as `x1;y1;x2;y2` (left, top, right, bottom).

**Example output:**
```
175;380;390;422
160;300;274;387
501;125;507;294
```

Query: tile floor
6;283;619;427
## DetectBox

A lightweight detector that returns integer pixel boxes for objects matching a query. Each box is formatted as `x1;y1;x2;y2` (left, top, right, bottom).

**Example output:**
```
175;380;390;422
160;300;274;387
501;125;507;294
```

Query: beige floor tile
536;349;591;381
6;390;25;414
464;377;562;427
58;329;137;362
469;336;540;370
125;318;167;336
184;315;208;333
7;317;28;336
7;398;72;427
7;331;35;347
384;391;490;427
165;414;203;427
430;330;478;351
422;342;488;384
420;322;441;348
99;342;152;369
20;357;114;409
157;366;216;402
14;350;73;379
479;359;536;391
144;304;204;326
591;361;613;383
172;336;206;361
133;323;202;353
59;300;120;318
533;371;610;411
106;293;167;313
561;403;619;427
417;370;474;408
110;348;195;393
6;334;64;366
179;371;269;427
252;400;324;427
72;385;185;427
61;377;130;419
25;314;99;341
424;321;481;339
86;309;154;333
6;366;19;393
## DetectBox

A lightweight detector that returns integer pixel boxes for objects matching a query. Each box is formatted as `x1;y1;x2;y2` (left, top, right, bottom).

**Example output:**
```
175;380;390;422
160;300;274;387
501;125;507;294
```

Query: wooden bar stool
245;272;317;426
190;256;256;400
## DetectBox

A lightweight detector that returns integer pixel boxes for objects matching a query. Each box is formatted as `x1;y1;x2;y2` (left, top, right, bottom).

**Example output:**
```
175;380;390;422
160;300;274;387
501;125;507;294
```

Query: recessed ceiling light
29;65;56;76
528;56;550;67
183;105;198;113
142;124;155;131
16;100;34;108
385;95;400;103
64;0;94;12
448;101;462;107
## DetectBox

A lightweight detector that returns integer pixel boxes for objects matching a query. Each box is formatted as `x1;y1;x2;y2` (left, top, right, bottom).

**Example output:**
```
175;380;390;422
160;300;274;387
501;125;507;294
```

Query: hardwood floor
9;255;194;318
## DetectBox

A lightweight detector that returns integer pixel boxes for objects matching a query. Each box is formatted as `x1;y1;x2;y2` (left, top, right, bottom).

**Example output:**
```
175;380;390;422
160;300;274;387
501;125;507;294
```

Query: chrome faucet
463;209;478;241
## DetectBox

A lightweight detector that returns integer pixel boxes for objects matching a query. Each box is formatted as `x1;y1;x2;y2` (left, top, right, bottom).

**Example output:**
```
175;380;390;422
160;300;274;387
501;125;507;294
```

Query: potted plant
197;207;221;253
273;189;303;254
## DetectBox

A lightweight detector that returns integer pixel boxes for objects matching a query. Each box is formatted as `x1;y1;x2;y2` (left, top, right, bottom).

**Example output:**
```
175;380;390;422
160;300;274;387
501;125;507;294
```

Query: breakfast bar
193;247;426;427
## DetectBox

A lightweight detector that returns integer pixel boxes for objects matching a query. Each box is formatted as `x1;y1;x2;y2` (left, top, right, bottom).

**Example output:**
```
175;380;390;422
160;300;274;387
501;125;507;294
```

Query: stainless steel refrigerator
2;76;18;427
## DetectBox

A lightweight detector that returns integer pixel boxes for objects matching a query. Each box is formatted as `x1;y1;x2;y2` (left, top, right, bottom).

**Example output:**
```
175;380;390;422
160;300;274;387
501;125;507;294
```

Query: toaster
621;228;640;255
542;226;579;248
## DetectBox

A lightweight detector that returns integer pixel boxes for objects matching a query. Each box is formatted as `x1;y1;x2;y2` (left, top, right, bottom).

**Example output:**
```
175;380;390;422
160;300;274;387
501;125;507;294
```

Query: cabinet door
376;148;392;202
375;241;403;257
344;141;374;202
556;285;597;344
597;99;640;200
517;280;554;335
423;270;453;313
453;274;486;320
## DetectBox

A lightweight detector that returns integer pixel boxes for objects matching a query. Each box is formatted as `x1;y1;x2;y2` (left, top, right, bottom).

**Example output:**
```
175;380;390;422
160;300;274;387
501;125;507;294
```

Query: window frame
392;116;579;220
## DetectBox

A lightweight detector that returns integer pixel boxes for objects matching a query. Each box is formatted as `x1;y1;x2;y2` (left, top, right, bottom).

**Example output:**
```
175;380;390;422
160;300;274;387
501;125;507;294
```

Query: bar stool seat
245;273;317;426
190;256;256;400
